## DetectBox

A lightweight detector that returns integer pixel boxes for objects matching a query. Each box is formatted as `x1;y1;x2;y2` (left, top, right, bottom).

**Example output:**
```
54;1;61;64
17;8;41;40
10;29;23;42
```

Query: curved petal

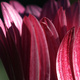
1;2;22;35
26;5;42;19
40;19;59;79
9;1;25;14
73;27;80;80
56;28;75;80
22;16;40;80
28;14;50;80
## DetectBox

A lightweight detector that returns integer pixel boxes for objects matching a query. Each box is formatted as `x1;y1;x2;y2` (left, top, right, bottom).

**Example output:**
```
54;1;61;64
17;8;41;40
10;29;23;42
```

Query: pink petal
73;27;80;80
1;2;22;35
26;5;42;19
28;14;50;80
56;28;75;80
9;1;25;14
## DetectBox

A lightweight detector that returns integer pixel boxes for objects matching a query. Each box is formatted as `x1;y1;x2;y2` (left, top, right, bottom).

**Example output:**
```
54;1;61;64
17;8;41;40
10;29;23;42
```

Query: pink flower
0;0;80;80
0;2;58;80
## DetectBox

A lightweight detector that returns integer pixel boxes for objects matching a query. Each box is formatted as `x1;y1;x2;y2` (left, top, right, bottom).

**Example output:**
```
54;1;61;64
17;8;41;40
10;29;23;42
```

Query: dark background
0;0;76;7
0;0;76;80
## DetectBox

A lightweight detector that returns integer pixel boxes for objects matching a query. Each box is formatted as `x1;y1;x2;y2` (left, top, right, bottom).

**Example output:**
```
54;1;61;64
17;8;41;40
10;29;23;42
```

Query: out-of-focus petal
40;17;60;80
73;27;80;80
40;0;58;20
66;7;73;31
9;1;25;14
71;1;80;28
5;28;24;80
28;14;50;80
56;28;75;80
58;0;70;9
26;5;42;19
1;2;22;35
53;7;67;41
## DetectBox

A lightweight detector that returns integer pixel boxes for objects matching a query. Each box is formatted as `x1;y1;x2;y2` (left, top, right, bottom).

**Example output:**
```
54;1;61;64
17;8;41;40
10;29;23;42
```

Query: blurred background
0;0;76;80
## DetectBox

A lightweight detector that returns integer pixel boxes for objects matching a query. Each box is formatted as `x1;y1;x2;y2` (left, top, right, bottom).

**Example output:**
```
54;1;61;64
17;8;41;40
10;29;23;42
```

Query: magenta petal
71;1;80;28
1;2;22;35
26;5;42;19
22;16;39;80
9;1;25;14
5;28;24;80
40;0;58;20
40;22;58;79
73;27;80;80
56;28;74;80
28;14;50;80
0;19;6;36
53;7;67;41
58;0;70;9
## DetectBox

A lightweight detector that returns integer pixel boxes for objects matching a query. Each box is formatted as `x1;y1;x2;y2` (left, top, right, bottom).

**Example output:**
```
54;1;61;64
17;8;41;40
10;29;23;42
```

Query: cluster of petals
0;0;80;80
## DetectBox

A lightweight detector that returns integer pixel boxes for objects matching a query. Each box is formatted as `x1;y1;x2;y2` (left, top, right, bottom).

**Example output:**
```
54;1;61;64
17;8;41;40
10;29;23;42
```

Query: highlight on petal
40;17;60;80
73;27;80;80
26;5;42;19
56;28;75;80
9;1;25;14
1;2;22;35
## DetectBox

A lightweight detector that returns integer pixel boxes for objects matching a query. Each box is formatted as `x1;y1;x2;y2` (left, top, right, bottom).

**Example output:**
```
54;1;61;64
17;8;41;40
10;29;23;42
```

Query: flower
0;2;59;80
0;0;80;80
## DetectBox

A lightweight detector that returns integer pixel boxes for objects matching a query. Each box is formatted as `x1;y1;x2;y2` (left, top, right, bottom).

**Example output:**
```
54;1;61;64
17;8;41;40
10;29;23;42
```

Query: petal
71;1;80;28
40;0;58;20
22;16;40;80
40;17;60;79
58;0;70;9
53;7;67;41
0;19;6;36
5;28;24;80
28;14;50;80
73;27;80;80
26;5;42;19
56;28;75;80
1;2;22;35
9;1;25;14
